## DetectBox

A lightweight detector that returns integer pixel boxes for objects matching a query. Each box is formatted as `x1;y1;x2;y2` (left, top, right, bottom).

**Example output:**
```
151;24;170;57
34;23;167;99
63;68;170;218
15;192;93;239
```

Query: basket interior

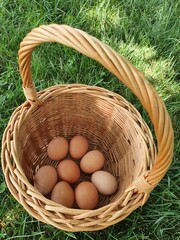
17;88;154;208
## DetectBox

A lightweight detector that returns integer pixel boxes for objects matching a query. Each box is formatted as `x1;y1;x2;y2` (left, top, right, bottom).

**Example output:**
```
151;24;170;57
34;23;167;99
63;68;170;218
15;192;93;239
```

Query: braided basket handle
18;24;174;189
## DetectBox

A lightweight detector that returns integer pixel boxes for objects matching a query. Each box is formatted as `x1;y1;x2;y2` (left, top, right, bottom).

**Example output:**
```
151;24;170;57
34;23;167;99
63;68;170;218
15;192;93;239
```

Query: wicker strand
133;172;155;194
23;84;43;105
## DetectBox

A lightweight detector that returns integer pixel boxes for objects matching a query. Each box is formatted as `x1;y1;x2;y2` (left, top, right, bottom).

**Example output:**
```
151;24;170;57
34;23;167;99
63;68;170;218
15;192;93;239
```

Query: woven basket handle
18;24;173;189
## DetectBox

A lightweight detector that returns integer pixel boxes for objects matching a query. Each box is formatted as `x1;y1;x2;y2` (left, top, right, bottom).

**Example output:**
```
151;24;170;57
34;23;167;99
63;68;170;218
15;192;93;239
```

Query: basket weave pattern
1;24;174;231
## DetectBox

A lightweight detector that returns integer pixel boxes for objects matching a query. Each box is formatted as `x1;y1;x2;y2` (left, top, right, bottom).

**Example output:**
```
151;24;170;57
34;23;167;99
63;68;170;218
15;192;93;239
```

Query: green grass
0;0;180;239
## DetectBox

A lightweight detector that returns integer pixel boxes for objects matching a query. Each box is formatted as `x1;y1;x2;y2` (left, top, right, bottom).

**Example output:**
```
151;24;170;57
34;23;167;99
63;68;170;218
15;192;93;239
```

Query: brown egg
91;171;117;195
69;135;89;159
80;150;105;173
75;182;98;210
33;165;58;195
51;181;74;208
47;137;68;161
57;159;80;183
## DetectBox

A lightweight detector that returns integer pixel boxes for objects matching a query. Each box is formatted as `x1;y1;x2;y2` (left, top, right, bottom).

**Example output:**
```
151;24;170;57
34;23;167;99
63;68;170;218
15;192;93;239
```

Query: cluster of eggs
33;136;117;210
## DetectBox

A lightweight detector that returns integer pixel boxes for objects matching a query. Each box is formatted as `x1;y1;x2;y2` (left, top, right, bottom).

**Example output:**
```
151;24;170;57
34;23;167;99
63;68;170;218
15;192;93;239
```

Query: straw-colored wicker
1;24;174;232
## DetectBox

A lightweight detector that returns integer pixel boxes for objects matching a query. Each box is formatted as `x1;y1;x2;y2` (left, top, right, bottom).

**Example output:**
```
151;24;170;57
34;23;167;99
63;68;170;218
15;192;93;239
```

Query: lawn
0;0;179;239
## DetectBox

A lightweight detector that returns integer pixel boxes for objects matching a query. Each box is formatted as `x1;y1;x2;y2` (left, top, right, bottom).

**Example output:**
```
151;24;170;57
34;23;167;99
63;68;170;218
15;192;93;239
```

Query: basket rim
1;84;156;217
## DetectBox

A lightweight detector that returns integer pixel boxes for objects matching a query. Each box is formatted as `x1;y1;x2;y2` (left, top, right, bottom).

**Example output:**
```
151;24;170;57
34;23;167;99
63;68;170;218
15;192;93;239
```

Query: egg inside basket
17;85;156;208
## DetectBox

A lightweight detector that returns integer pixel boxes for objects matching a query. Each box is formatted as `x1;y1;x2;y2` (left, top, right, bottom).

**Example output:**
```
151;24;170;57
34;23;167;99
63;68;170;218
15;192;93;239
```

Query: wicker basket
1;24;174;232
